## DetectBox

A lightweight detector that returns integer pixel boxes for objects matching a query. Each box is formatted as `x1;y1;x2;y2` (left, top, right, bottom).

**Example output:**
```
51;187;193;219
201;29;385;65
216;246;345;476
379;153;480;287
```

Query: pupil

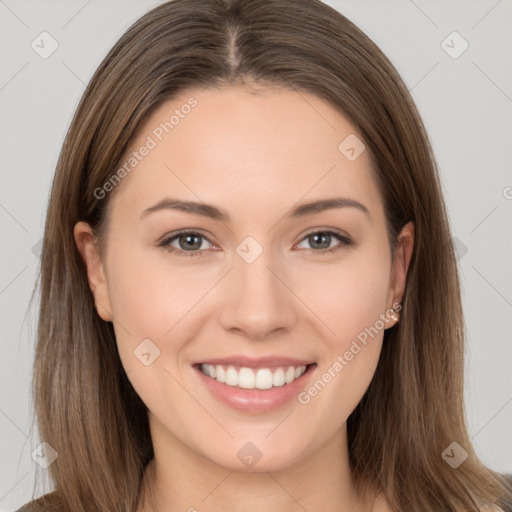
181;234;201;250
310;232;330;249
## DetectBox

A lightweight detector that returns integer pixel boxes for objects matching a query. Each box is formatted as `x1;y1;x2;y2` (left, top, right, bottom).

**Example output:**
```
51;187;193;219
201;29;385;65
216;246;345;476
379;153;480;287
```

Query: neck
137;415;369;512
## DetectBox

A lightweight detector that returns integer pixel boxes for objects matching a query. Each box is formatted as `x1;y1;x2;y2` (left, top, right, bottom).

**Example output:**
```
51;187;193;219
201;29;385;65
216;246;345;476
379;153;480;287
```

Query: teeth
216;365;226;383
225;366;238;386
238;367;254;389
255;369;273;390
200;364;307;390
272;367;285;387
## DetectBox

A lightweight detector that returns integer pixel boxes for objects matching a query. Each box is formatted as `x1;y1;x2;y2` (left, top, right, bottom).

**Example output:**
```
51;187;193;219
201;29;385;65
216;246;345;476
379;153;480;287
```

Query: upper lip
195;356;316;369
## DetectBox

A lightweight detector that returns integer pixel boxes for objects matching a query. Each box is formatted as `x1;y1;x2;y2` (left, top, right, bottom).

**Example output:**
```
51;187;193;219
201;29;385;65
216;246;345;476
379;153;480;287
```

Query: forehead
107;84;384;226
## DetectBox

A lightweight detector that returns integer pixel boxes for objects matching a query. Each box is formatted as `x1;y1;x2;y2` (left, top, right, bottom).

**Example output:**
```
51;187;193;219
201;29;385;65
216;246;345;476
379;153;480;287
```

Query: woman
19;0;512;510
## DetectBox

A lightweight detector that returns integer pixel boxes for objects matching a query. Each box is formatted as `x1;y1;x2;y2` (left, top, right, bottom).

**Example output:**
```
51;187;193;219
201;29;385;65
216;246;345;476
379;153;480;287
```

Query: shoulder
13;491;61;512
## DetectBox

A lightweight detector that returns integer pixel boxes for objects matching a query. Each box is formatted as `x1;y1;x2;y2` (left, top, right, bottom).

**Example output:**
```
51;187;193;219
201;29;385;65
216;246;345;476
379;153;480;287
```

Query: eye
158;228;353;258
158;230;215;258
295;229;352;255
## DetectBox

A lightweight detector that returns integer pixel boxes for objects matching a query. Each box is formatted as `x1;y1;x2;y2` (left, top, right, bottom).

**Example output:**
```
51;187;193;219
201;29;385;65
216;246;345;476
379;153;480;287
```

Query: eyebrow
139;196;371;222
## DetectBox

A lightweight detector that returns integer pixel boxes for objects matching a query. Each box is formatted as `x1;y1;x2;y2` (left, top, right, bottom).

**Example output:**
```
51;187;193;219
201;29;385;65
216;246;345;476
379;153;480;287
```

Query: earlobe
73;221;113;322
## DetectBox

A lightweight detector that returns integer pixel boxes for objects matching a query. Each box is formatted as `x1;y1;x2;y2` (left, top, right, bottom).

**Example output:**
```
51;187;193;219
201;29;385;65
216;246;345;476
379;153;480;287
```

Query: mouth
192;358;317;413
195;362;315;390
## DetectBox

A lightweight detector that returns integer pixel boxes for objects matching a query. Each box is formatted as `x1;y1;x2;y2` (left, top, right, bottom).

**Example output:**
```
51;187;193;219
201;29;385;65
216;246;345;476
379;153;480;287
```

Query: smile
193;358;317;413
200;363;308;390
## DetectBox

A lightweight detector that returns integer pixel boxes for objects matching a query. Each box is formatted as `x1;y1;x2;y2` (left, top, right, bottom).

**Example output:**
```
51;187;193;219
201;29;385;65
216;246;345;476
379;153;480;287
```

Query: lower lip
193;364;316;413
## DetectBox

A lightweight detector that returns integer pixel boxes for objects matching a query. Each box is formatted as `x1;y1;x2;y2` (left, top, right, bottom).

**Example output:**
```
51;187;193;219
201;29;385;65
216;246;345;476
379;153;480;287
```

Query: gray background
1;0;511;509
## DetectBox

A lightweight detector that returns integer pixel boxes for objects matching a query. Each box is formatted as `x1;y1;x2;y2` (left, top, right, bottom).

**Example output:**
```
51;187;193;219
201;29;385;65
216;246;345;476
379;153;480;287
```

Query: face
75;84;413;472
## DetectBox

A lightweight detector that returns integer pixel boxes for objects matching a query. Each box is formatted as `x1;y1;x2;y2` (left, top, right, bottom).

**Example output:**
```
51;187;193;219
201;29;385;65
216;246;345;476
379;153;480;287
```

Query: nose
218;249;298;341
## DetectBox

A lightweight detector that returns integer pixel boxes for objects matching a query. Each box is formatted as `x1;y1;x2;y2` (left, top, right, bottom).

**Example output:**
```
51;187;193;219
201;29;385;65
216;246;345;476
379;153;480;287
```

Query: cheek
105;256;191;417
293;254;391;339
105;245;219;383
103;248;173;373
106;245;211;336
293;258;390;412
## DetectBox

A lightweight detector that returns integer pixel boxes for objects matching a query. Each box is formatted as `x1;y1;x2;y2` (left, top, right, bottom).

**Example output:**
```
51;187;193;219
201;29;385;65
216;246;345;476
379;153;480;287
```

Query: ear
74;221;113;322
385;221;414;325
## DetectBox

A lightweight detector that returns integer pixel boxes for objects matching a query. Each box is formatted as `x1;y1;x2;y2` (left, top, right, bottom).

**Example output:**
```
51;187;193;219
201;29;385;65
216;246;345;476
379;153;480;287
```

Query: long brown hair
29;0;511;510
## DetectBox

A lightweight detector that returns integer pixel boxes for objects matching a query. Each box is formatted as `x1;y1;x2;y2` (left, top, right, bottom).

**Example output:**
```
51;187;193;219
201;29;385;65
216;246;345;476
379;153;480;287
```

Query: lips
192;356;317;413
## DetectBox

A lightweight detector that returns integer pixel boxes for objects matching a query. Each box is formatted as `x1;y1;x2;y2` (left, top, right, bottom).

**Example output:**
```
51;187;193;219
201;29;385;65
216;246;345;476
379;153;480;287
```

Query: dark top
14;475;512;511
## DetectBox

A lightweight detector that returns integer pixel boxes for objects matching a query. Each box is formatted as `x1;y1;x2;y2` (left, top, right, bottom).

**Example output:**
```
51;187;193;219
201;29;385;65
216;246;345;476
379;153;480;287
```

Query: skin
75;83;414;512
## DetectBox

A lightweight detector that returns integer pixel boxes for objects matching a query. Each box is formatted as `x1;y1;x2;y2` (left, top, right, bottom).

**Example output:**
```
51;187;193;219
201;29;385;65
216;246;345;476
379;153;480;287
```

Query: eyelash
158;228;353;258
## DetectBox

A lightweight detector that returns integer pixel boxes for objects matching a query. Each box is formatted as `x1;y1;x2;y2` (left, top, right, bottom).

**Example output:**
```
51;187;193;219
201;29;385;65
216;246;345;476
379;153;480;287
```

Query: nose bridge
218;239;296;338
237;246;279;298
